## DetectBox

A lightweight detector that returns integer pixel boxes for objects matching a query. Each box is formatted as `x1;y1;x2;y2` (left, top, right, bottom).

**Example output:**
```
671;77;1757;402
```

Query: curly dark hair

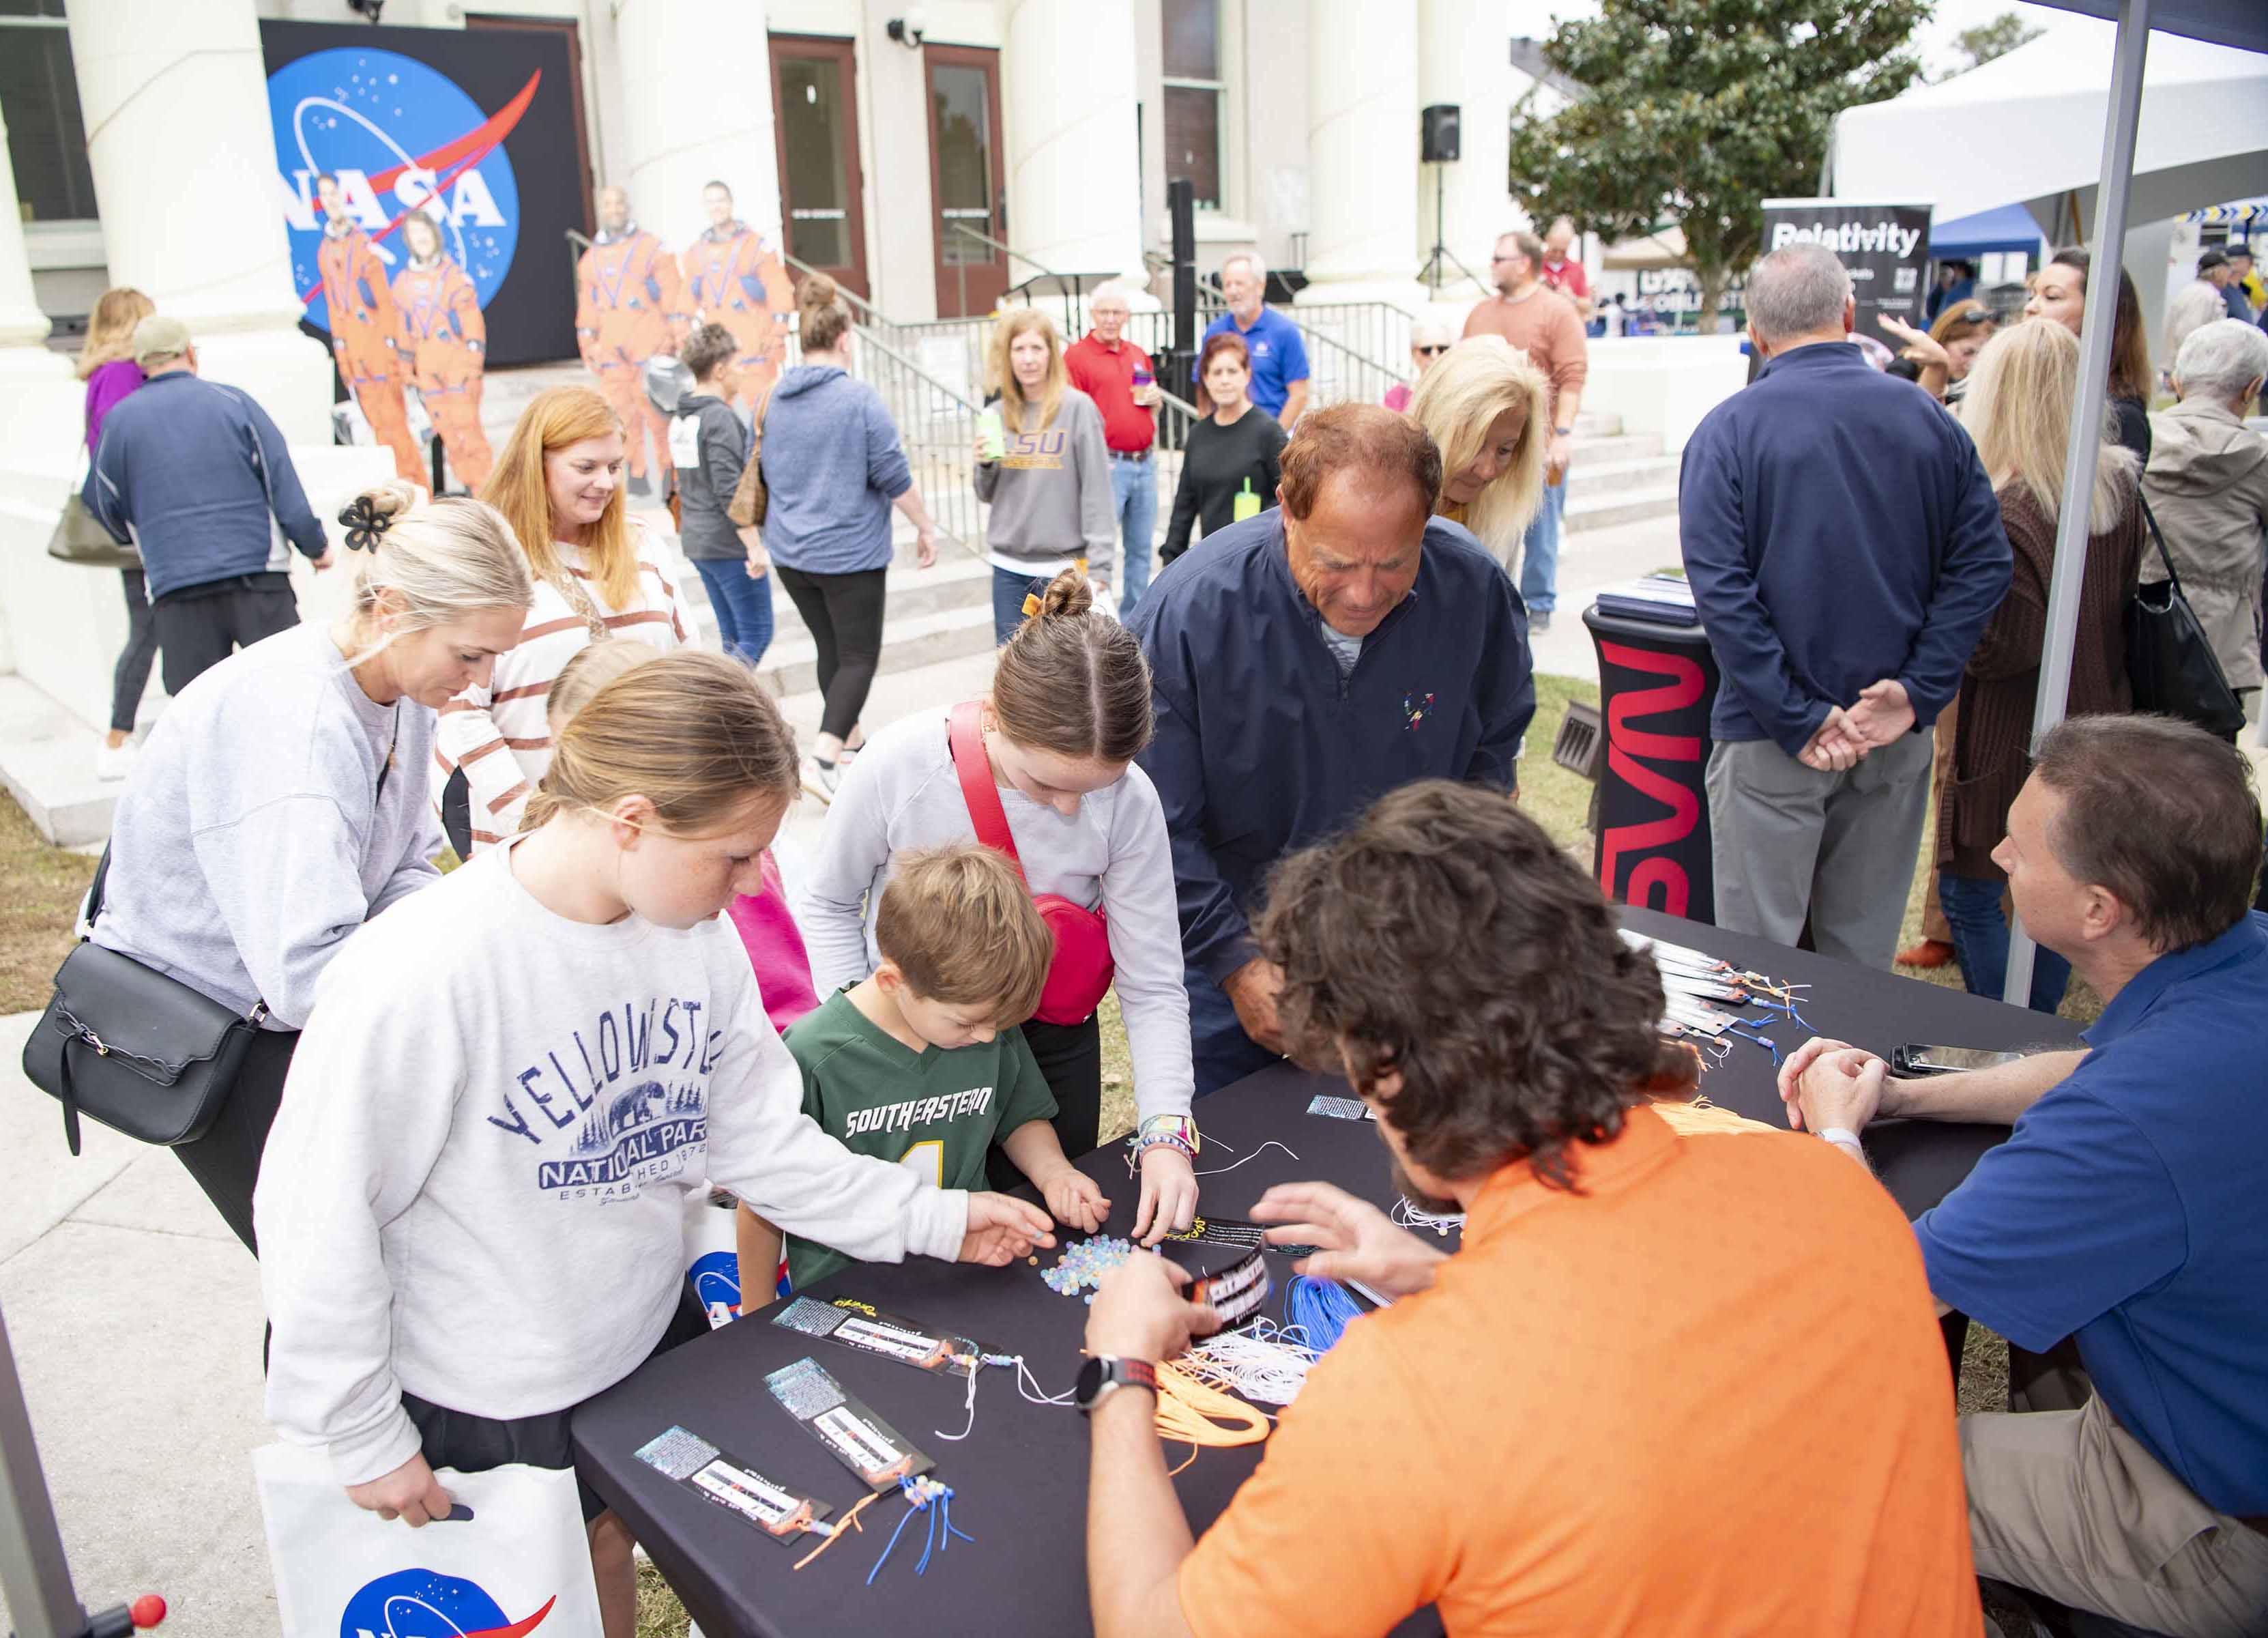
1257;780;1688;1191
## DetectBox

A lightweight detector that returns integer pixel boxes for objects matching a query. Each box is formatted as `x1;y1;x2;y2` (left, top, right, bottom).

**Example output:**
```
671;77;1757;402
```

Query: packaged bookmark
765;1356;935;1492
771;1295;980;1379
634;1425;833;1546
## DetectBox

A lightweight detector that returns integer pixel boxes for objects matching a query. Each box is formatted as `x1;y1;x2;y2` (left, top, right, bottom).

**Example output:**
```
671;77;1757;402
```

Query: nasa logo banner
1760;198;1932;349
1590;633;1722;923
252;1443;602;1638
261;21;586;365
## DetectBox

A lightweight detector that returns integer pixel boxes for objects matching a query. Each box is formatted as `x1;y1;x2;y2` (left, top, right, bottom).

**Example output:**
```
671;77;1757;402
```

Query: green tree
1946;12;2046;75
1506;0;1928;332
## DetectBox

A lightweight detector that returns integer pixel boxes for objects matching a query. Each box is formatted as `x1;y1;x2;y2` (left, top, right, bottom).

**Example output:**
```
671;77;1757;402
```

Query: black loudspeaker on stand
1419;104;1481;293
1;1300;166;1637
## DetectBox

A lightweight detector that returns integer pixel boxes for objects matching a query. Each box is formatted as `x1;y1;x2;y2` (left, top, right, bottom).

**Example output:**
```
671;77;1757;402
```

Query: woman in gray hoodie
761;274;941;799
2142;319;2268;716
974;307;1116;643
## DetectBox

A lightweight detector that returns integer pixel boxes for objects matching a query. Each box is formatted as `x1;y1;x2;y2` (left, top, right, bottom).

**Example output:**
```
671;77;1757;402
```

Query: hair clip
337;493;394;552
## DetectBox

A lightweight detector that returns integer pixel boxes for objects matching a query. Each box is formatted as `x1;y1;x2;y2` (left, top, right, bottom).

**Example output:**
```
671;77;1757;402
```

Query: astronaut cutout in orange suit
315;173;426;485
683;180;794;415
391;211;494;492
577;185;690;493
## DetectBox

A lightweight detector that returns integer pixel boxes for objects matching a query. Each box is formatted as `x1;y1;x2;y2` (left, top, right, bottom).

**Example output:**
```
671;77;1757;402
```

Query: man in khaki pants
1780;715;2268;1638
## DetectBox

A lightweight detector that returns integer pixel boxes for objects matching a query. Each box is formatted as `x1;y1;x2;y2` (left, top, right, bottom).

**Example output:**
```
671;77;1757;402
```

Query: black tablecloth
573;909;2083;1637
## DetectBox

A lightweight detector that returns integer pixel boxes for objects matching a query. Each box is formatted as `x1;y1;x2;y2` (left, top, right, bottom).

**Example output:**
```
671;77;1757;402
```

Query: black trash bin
1581;603;1722;923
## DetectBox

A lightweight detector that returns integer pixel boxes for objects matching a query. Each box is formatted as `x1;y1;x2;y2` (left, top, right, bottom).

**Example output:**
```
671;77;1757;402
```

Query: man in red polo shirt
1066;281;1164;612
1541;215;1594;323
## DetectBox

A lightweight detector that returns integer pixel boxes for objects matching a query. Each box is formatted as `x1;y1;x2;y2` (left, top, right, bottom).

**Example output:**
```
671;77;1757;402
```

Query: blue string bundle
866;1476;974;1585
1285;1276;1367;1353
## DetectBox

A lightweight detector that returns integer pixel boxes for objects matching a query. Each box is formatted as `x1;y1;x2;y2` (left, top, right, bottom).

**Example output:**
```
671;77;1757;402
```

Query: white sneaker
801;757;840;803
93;739;136;781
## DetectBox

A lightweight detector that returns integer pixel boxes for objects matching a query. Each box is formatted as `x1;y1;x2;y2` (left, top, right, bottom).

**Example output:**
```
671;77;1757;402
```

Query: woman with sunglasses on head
1160;331;1288;569
1878;302;1998;407
1382;321;1455;413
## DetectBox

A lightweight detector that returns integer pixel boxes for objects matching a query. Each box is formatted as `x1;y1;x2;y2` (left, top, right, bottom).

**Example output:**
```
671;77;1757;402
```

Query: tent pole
2004;0;2152;1008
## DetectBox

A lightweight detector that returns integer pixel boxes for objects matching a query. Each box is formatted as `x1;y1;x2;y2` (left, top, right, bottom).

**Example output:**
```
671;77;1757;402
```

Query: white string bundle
1389;1196;1465;1236
1180;1319;1320;1407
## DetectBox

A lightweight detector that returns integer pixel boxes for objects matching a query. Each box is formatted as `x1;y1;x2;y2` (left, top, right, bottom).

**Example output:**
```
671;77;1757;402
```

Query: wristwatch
1553;423;1575;436
1075;1355;1158;1413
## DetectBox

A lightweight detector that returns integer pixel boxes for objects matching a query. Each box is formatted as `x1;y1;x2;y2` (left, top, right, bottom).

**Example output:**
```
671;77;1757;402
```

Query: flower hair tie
337;494;394;552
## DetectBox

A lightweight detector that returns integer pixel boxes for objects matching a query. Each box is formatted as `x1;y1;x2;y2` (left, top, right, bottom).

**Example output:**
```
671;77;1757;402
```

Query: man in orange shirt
683;179;794;416
577;185;691;495
392;210;493;491
1079;780;1979;1637
1464;229;1588;631
315;173;425;486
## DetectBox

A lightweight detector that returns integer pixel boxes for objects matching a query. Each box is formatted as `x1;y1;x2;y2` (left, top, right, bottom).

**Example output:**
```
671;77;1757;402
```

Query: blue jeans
1939;871;2071;1014
991;566;1053;646
693;556;775;666
1109;454;1157;614
1187;964;1285;1097
1519;480;1565;614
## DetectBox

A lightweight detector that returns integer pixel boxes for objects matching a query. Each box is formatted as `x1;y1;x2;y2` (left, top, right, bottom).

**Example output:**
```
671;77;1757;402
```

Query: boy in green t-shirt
739;844;1111;1293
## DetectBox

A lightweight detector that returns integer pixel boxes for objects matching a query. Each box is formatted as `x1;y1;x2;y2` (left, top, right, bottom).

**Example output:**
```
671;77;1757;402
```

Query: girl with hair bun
759;270;943;799
800;568;1202;1243
91;480;533;1249
435;384;699;855
255;650;1051;1637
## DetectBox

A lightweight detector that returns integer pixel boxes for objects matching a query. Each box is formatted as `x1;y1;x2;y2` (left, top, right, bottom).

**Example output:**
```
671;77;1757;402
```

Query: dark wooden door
768;34;869;299
924;44;1007;318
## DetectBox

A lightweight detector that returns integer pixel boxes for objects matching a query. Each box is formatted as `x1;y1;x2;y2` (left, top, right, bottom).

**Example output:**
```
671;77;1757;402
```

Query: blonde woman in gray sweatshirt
974;307;1116;642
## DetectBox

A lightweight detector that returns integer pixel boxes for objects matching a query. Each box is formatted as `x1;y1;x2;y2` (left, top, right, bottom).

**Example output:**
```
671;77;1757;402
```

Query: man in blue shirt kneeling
1126;403;1534;1097
1782;714;2268;1637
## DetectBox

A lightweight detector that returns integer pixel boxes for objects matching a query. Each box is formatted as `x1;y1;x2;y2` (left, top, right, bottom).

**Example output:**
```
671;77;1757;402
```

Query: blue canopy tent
1929;203;2048;261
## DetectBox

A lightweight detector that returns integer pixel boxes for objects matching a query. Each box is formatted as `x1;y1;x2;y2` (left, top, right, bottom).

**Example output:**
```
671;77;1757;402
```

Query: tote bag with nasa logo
253;1444;603;1637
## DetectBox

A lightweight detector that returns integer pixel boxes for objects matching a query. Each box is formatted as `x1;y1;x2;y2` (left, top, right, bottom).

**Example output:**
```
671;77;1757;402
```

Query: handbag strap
2137;493;2185;594
946;700;1028;880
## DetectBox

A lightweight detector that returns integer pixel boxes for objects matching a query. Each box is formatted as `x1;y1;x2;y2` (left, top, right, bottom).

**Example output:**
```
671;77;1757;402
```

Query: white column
0;106;60;357
66;0;332;443
1417;0;1513;299
1002;0;1151;296
612;0;784;261
1296;0;1428;311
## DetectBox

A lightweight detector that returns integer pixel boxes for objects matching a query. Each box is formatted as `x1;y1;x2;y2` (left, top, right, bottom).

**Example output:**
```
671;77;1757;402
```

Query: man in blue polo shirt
1126;403;1532;1095
1779;715;2268;1637
1197;253;1310;429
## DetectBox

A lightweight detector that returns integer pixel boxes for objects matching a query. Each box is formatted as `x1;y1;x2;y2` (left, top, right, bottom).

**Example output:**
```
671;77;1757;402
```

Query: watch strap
1079;1355;1158;1413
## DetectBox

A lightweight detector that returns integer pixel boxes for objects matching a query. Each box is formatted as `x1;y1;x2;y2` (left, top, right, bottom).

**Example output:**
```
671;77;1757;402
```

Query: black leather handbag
20;848;267;1156
2125;496;2248;742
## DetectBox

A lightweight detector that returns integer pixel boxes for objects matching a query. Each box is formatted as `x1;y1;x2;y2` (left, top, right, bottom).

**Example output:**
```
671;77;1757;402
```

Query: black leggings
111;569;160;734
987;1013;1103;1193
173;1026;300;1252
773;564;888;742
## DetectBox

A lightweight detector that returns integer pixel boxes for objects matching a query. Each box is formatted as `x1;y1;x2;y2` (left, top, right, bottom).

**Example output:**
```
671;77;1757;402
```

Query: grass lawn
0;791;97;1014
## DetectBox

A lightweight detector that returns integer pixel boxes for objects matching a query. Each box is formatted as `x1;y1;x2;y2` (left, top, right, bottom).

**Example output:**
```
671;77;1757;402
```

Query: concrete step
676;548;994;656
1564;485;1680;535
1564;455;1681;500
1572;410;1623;439
753;599;1000;700
0;675;116;847
1567;430;1664;464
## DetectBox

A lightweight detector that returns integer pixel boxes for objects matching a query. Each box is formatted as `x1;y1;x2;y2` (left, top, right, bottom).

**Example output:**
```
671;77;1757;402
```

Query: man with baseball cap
86;316;334;694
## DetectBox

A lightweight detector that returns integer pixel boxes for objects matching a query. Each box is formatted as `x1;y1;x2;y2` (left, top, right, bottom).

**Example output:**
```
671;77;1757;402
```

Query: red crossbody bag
947;700;1116;1025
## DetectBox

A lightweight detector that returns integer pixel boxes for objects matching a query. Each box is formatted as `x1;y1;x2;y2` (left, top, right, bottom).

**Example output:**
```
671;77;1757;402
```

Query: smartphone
1890;1042;2026;1077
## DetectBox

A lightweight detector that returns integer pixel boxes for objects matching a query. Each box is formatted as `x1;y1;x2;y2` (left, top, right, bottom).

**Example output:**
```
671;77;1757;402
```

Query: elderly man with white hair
1197;253;1310;429
1680;242;2011;968
2143;319;2268;719
1066;279;1166;611
1383;320;1453;412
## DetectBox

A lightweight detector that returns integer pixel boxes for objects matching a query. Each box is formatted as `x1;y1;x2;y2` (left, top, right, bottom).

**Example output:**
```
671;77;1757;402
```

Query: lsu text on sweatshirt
255;839;969;1486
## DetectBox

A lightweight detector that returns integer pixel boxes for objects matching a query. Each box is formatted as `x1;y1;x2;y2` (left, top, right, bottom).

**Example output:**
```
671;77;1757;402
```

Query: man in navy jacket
1681;244;2009;970
88;316;332;696
1128;403;1534;1095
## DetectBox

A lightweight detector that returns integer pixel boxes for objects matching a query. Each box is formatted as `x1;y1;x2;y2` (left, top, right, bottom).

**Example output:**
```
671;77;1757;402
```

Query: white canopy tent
1840;0;2267;1003
1829;24;2268;242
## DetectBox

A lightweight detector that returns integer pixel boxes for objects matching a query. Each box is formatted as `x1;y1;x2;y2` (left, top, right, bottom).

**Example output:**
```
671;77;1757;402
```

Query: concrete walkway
0;507;1682;1636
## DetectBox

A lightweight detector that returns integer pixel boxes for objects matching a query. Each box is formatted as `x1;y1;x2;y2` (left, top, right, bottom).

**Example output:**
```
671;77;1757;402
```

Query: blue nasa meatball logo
338;1568;555;1638
267;48;534;328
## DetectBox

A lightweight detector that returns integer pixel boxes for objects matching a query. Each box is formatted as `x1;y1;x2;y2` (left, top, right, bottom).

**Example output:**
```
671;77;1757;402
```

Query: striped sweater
433;517;695;851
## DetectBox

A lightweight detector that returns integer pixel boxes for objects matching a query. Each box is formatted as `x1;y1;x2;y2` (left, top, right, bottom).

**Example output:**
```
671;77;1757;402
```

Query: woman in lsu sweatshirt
974;307;1116;643
255;651;1053;1638
94;481;532;1251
